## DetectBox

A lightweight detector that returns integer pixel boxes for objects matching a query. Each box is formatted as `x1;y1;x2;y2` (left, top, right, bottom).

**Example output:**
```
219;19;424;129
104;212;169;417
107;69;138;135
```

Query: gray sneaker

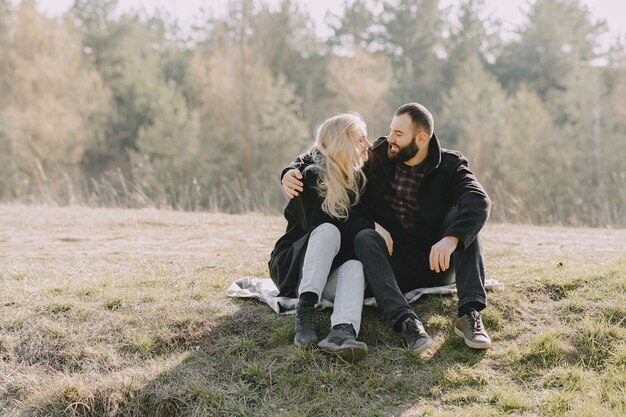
401;317;433;353
318;323;368;362
455;310;491;349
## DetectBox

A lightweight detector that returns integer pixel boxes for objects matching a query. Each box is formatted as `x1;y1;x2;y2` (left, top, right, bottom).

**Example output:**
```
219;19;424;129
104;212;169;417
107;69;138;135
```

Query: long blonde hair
311;113;368;220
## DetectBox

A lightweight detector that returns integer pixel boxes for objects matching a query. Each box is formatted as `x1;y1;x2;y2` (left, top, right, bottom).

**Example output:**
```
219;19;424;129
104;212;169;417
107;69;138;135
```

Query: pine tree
443;0;500;89
376;0;445;109
494;0;607;99
327;0;379;51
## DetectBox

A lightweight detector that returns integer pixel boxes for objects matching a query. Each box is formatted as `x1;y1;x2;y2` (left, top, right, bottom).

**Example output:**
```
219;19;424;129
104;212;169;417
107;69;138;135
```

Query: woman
268;113;372;362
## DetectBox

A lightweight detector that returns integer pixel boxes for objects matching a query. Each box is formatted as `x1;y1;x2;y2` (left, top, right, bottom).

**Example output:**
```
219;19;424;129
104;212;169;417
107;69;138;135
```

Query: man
282;102;492;352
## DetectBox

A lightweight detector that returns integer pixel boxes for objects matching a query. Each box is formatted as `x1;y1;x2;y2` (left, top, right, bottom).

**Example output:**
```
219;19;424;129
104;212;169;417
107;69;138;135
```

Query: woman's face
353;130;372;160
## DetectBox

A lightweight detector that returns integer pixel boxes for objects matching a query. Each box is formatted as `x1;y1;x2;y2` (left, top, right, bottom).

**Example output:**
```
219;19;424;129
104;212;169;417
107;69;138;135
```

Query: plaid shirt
384;160;430;229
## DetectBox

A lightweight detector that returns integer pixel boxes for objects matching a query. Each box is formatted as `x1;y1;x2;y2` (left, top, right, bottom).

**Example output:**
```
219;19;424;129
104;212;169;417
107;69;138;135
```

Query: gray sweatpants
298;223;365;335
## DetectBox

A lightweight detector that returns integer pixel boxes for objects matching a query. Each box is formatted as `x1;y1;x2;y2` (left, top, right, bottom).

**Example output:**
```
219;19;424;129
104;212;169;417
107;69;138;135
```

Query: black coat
365;133;491;250
268;161;374;298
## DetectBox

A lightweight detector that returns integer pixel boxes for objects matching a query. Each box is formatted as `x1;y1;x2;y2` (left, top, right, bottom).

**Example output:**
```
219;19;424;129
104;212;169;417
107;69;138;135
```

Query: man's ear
418;131;429;144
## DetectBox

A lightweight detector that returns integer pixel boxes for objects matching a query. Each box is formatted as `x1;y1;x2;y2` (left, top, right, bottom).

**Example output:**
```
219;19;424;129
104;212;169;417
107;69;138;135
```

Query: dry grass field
0;205;624;416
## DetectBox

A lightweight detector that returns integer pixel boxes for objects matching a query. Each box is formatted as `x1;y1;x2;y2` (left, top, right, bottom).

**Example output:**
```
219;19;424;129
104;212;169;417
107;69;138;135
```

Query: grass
0;205;625;416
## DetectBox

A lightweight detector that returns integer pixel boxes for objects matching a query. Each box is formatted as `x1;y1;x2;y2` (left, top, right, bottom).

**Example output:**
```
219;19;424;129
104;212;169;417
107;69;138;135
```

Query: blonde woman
268;113;372;362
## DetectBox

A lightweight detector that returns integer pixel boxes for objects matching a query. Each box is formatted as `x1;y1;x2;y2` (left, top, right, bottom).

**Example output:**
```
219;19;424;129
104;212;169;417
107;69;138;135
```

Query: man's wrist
445;235;459;248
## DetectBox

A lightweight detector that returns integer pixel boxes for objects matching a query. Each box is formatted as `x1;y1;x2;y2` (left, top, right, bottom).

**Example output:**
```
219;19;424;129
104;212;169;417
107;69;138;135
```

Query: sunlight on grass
1;207;625;416
489;384;530;412
541;365;588;391
426;314;448;331
521;331;571;368
574;317;624;370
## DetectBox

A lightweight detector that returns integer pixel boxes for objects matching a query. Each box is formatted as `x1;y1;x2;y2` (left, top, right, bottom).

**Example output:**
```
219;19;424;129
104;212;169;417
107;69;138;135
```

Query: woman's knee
311;222;341;244
335;260;365;287
341;260;364;277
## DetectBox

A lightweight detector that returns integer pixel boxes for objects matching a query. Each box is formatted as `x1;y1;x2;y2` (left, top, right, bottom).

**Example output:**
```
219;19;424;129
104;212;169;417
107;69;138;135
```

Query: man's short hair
395;102;434;139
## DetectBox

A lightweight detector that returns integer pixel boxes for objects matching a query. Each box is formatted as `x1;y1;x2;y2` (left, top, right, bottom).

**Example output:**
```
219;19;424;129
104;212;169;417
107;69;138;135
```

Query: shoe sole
454;327;491;349
318;341;368;362
411;338;434;354
294;337;319;348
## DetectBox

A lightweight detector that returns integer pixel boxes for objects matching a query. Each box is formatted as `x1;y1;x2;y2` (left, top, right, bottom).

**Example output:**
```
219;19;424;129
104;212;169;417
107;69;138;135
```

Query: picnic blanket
227;277;504;315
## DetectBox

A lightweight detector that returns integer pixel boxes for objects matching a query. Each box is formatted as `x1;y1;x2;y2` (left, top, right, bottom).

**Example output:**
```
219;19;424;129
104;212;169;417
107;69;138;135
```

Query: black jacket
282;133;491;252
269;161;373;298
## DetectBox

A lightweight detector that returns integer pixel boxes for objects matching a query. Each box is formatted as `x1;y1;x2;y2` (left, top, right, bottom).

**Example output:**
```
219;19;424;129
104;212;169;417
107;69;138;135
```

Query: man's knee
354;228;385;252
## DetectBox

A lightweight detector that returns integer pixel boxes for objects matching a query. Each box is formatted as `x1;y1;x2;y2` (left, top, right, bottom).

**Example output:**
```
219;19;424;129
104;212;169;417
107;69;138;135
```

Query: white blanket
227;277;504;315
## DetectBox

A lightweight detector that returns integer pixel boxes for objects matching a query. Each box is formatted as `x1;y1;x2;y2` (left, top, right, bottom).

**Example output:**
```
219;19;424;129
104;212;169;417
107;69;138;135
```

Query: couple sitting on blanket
268;103;492;362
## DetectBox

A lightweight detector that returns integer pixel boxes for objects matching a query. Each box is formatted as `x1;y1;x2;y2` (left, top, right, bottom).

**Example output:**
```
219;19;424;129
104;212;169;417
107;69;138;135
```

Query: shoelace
405;320;424;337
332;324;354;339
296;307;314;330
334;323;353;333
468;311;483;333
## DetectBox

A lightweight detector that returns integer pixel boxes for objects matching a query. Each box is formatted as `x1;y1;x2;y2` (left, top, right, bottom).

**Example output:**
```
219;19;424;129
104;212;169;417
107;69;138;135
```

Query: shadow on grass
37;294;487;417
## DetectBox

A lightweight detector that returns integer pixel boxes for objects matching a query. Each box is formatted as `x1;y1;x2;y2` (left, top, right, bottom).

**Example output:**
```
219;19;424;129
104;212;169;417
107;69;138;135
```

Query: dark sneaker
455;310;491;349
294;305;318;347
401;317;433;353
318;323;368;362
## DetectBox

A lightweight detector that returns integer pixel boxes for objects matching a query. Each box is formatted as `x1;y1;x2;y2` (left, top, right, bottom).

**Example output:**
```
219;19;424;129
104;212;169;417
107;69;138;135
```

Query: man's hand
282;169;304;199
429;236;459;273
375;222;393;255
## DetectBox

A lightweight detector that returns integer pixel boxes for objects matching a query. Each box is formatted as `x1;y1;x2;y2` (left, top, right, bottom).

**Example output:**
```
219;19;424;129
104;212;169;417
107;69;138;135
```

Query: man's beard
388;135;419;163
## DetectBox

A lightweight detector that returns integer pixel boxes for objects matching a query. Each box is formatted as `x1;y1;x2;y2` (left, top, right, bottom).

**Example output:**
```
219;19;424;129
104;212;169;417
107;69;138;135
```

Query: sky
33;0;626;41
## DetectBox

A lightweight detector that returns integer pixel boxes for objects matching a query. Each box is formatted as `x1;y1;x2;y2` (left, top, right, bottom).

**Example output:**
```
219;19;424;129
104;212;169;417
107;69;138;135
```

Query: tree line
0;0;624;226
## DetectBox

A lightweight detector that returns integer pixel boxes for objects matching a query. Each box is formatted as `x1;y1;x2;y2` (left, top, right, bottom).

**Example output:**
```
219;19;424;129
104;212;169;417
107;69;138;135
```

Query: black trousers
354;222;486;331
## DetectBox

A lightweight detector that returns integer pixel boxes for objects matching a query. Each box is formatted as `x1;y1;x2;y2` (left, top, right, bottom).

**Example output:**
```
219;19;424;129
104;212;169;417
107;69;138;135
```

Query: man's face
387;113;419;163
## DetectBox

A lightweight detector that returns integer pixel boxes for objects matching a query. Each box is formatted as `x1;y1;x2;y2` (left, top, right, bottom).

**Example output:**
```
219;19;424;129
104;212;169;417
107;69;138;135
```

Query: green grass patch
104;297;123;310
489;384;529;412
541;365;587;391
45;302;73;314
122;330;163;357
540;390;576;416
520;331;572;368
190;291;206;301
599;367;626;412
480;307;505;331
0;335;15;360
438;333;487;365
426;314;449;331
269;319;295;346
542;276;586;300
442;387;484;406
574;317;624;370
441;364;488;389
